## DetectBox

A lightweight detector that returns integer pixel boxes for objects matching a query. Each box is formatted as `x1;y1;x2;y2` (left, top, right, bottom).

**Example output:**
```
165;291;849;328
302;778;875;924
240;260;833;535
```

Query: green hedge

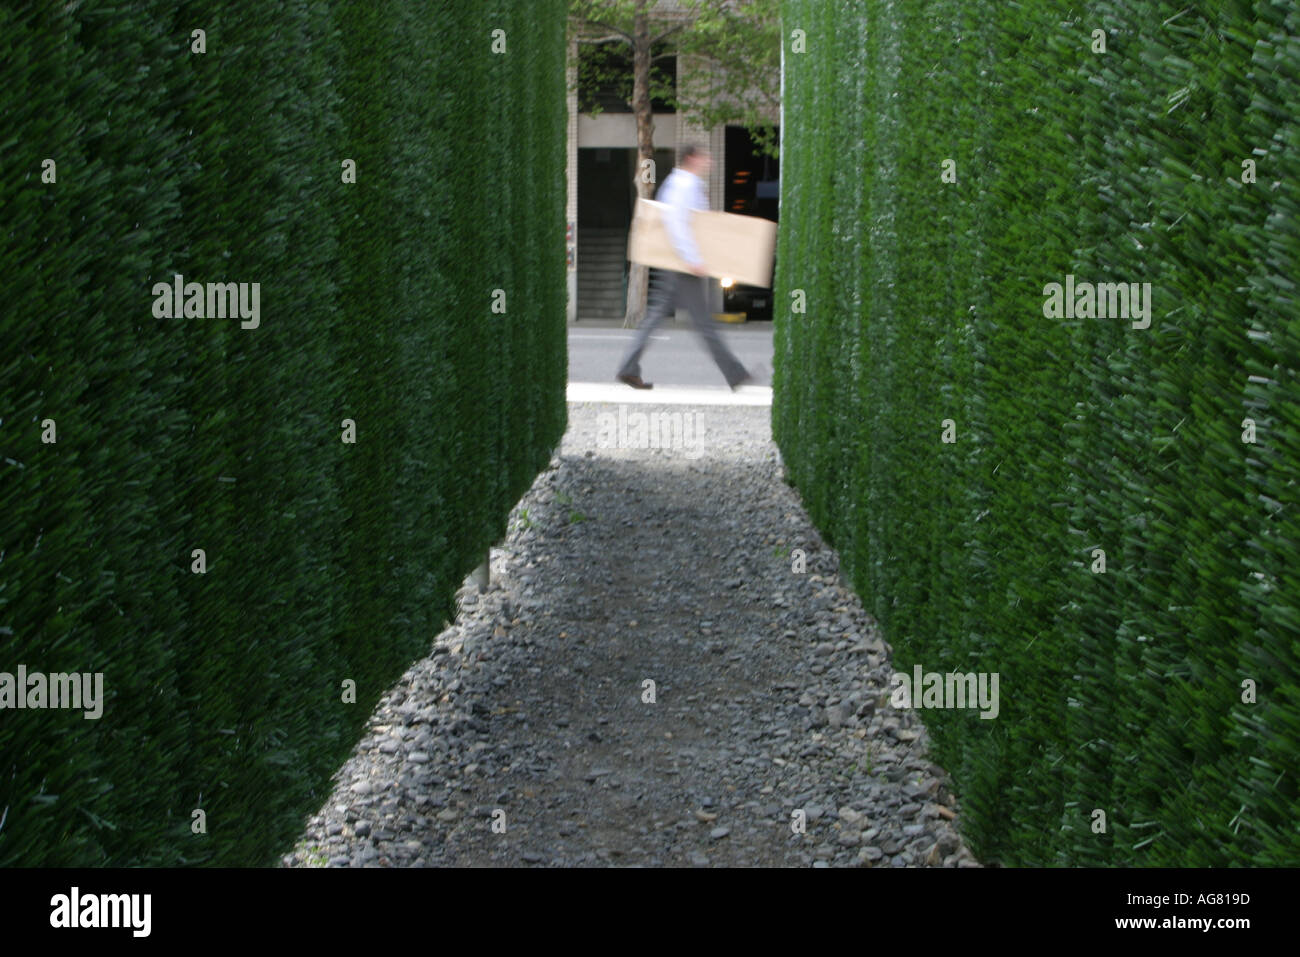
775;0;1298;865
0;0;566;866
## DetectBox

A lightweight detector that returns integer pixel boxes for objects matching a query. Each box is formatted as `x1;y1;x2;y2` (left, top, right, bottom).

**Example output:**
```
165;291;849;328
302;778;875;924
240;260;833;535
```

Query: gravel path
284;401;979;868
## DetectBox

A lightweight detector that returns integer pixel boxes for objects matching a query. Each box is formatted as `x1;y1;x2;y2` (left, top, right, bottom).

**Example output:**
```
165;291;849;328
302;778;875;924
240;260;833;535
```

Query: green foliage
776;0;1298;866
575;40;678;116
672;0;782;157
0;0;567;866
569;0;781;156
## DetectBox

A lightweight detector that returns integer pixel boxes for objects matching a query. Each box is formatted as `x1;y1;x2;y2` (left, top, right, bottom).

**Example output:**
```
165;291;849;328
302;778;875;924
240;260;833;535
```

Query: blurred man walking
616;145;752;391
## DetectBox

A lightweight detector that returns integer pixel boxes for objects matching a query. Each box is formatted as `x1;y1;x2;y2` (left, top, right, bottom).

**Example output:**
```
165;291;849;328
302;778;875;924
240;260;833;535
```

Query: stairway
576;226;628;320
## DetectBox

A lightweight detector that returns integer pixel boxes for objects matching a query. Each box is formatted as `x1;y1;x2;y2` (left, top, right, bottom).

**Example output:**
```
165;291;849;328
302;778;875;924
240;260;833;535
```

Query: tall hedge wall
775;0;1298;865
0;0;567;866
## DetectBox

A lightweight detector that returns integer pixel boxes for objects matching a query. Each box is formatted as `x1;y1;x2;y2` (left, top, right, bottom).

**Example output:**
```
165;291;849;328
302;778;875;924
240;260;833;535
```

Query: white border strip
567;381;772;407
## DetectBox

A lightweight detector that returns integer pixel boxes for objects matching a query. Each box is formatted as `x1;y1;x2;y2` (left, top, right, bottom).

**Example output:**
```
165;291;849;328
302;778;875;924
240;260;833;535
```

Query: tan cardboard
627;198;777;288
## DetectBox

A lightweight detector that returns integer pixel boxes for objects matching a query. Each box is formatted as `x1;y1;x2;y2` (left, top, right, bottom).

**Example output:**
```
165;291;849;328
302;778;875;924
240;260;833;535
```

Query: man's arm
661;175;707;273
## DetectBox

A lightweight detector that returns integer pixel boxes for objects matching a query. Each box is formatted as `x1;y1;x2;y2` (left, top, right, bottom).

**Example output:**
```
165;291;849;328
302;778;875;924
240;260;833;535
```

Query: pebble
283;405;977;870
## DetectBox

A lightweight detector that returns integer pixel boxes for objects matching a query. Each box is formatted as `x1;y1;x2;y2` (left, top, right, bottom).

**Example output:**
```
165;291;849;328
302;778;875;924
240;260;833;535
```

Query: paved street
568;320;774;391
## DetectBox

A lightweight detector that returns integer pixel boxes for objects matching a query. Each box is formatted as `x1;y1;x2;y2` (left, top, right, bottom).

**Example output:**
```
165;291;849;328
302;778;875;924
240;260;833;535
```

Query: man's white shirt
656;167;707;268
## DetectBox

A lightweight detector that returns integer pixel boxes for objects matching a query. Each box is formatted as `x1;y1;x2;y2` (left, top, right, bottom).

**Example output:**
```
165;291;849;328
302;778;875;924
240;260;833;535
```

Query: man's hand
688;262;709;277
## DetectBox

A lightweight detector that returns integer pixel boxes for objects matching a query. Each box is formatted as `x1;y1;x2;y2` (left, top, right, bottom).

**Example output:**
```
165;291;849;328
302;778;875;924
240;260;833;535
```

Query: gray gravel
282;401;979;868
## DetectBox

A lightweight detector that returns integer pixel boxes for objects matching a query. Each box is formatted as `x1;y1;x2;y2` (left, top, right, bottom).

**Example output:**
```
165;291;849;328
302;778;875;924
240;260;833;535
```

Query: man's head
680;144;712;177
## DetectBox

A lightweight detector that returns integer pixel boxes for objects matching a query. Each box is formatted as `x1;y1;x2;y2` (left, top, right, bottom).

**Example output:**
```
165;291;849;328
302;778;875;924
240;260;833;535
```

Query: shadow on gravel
285;404;978;868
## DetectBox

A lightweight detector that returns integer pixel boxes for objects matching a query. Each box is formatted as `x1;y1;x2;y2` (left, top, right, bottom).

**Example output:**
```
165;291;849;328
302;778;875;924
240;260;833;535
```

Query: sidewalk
567;382;772;406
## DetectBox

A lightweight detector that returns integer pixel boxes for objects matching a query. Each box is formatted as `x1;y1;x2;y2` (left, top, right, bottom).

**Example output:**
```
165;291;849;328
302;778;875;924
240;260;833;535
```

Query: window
578;42;677;114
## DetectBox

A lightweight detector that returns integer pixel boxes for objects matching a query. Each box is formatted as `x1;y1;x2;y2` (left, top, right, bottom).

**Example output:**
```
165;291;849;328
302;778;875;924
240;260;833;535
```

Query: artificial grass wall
0;0;567;866
774;0;1297;865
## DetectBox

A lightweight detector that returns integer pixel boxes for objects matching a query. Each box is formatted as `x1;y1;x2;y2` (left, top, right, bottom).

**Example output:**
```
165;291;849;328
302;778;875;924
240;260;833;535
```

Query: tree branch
573;18;634;42
650;22;689;44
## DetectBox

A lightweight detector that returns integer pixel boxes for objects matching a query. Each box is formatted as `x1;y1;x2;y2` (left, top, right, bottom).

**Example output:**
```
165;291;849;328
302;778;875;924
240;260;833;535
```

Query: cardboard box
627;198;777;288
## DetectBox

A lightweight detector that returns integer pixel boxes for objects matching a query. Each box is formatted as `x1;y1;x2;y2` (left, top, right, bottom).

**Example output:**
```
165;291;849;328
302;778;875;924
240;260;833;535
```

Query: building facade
566;4;778;323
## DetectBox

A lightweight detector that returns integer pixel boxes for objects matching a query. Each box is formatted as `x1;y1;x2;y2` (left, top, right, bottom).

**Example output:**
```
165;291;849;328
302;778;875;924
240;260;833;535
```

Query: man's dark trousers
617;270;749;387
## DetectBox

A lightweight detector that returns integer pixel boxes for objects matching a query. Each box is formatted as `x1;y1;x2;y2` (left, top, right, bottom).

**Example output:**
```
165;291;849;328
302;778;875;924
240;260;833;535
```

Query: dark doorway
724;125;779;220
576;148;634;319
723;125;779;320
579;147;635;229
576;146;677;320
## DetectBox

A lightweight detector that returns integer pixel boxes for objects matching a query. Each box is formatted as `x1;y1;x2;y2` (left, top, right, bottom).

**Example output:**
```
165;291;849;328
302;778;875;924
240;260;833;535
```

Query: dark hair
680;144;707;164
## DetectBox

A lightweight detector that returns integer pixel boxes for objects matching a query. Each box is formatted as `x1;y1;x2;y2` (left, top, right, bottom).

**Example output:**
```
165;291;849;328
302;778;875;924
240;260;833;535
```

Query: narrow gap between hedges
286;402;979;868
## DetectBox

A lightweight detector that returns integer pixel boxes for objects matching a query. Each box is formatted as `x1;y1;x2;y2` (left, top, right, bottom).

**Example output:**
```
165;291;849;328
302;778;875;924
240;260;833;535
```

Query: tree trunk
624;0;653;328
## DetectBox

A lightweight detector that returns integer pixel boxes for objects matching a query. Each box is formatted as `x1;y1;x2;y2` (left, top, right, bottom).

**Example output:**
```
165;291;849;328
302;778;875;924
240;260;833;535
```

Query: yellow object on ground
713;312;747;323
